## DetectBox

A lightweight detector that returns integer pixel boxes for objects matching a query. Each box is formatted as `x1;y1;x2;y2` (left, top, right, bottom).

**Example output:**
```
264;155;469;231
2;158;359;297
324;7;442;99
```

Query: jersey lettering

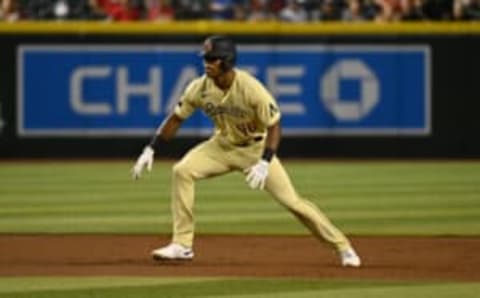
204;102;247;119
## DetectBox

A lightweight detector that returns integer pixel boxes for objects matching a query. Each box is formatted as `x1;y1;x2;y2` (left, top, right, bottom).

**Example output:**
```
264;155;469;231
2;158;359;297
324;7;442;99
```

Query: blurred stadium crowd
1;0;479;23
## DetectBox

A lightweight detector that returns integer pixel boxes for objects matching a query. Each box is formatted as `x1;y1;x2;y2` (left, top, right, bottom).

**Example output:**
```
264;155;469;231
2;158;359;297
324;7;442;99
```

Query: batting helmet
200;35;237;71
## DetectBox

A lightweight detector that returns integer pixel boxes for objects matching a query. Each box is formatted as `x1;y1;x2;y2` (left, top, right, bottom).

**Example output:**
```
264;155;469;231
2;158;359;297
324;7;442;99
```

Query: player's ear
215;59;226;71
220;58;231;71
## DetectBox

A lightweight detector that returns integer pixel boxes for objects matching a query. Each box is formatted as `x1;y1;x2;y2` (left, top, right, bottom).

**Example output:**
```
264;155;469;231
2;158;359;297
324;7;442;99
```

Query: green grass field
0;160;479;297
1;277;480;298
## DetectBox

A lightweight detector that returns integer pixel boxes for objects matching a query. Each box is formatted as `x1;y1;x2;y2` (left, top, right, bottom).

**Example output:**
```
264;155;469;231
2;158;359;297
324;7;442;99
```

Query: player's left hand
245;160;269;190
131;146;154;180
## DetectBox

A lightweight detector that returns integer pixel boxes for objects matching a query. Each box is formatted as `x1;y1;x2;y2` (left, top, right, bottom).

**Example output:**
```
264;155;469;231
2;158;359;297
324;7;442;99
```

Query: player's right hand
131;146;155;180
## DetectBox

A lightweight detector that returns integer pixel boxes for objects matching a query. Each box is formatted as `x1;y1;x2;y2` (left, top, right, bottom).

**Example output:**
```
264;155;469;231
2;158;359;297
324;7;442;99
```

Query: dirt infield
1;235;479;281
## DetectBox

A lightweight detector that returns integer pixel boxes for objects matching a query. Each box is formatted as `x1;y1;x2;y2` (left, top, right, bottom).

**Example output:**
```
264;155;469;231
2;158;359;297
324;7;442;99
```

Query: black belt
234;136;263;147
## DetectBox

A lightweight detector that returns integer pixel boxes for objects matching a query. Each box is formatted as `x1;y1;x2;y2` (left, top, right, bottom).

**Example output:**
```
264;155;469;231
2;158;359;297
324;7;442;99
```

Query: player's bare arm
151;113;184;143
131;113;184;180
263;121;281;159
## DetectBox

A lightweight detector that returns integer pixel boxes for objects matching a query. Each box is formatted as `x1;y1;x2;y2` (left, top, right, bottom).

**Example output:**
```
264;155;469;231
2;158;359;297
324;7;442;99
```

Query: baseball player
132;35;361;267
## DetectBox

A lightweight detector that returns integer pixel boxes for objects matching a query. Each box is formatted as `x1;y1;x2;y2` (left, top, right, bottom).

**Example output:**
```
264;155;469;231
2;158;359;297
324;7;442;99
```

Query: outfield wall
1;22;480;158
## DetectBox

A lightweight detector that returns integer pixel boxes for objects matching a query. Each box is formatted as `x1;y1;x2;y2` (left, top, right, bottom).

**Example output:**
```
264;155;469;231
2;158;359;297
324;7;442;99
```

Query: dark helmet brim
199;51;221;59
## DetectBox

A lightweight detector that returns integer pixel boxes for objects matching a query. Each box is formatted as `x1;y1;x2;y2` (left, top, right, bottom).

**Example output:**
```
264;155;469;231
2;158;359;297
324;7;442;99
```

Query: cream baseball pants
169;136;352;252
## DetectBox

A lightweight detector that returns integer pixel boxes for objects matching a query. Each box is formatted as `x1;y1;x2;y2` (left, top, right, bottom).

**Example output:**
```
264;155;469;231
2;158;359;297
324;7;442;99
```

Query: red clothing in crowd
146;5;174;20
96;0;141;21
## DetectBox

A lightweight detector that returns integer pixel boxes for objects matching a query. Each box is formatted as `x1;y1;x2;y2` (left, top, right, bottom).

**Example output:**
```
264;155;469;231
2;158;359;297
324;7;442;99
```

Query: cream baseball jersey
174;69;281;144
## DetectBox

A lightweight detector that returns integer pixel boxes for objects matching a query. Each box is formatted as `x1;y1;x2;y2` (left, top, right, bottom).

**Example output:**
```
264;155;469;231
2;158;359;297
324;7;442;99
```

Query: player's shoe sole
152;253;193;261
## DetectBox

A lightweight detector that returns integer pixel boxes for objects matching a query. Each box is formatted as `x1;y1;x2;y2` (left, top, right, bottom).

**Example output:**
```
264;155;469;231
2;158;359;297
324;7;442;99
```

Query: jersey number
236;122;256;136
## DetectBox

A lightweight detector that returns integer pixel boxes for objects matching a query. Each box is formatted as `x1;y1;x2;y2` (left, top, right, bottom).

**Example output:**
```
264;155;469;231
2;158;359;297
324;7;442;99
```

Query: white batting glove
245;160;269;190
131;146;155;180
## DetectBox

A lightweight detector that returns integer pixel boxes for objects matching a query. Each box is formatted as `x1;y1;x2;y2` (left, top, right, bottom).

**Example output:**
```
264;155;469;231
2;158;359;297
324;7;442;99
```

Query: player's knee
277;196;304;212
172;162;193;181
286;200;303;212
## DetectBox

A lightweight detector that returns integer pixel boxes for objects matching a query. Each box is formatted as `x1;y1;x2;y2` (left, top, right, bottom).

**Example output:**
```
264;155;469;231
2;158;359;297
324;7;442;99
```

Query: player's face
203;56;223;78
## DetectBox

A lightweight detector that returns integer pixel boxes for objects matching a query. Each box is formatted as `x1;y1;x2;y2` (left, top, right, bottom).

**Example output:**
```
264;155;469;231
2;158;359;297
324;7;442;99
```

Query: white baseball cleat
340;248;361;267
152;243;194;261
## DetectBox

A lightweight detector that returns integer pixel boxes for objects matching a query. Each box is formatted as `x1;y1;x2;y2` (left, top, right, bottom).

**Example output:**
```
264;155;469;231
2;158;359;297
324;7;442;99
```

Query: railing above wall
1;21;480;35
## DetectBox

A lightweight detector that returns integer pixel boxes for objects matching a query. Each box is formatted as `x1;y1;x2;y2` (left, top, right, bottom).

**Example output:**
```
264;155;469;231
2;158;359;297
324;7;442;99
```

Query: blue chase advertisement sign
18;44;430;136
